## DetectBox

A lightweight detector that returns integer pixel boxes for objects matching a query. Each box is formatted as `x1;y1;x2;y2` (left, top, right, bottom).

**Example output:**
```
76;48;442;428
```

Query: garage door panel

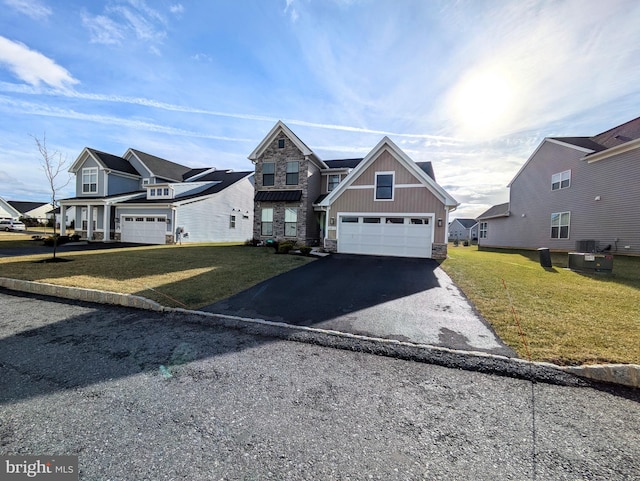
121;216;167;244
338;214;432;258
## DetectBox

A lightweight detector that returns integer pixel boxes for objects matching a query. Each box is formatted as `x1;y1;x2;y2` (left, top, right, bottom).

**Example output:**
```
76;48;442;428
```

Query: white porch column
86;204;93;240
103;203;110;242
60;205;67;236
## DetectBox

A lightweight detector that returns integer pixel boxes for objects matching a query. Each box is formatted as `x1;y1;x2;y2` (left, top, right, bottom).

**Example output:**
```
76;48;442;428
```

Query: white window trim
328;174;341;192
551;170;571;191
82;167;98;194
284;208;297;237
551;211;571;239
374;171;395;201
479;222;488;239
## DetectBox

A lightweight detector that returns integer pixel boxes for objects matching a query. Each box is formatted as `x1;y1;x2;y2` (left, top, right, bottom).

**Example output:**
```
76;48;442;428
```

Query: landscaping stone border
1;277;638;389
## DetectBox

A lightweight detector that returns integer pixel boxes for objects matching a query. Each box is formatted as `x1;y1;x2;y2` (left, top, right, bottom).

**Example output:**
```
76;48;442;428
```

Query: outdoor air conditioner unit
575;240;597;253
568;252;613;273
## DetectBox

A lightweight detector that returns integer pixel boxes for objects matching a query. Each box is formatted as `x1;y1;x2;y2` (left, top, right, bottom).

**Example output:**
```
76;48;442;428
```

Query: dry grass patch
441;245;640;365
0;244;314;309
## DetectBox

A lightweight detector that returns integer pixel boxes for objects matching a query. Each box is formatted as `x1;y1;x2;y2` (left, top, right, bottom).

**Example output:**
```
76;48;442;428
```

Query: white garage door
338;215;433;258
121;216;167;244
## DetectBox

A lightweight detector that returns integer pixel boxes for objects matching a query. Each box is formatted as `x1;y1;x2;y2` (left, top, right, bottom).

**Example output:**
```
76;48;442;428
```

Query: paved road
204;254;515;356
1;290;638;480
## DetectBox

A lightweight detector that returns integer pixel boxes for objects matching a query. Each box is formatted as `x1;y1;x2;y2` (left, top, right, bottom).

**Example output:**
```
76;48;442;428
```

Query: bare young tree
32;134;71;260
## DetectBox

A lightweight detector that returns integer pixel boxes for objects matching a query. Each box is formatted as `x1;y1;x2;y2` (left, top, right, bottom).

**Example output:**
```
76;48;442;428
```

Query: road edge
1;277;638;389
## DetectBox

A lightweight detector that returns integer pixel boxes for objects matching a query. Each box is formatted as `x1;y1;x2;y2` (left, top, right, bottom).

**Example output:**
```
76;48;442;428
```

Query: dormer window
328;174;340;192
142;178;150;186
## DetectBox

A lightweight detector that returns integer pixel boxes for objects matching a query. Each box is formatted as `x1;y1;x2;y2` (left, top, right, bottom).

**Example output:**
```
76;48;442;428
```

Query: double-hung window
284;208;297;237
551;170;571;190
375;172;394;200
229;215;236;229
551;212;570;239
261;208;273;236
82;167;98;193
286;161;299;185
262;162;275;186
328;174;340;192
479;222;488;239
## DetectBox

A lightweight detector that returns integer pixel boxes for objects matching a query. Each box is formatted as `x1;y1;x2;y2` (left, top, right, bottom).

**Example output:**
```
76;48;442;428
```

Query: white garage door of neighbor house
338;215;433;258
121;216;167;244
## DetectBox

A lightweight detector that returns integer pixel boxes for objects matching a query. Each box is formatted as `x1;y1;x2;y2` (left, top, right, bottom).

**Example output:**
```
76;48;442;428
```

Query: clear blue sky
1;0;639;218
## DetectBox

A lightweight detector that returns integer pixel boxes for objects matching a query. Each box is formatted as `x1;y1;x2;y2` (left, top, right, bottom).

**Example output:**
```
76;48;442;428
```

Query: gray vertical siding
482;140;640;255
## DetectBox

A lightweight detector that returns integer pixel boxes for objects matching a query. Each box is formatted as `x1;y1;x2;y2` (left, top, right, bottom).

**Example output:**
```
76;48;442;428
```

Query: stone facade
431;243;448;259
253;132;319;245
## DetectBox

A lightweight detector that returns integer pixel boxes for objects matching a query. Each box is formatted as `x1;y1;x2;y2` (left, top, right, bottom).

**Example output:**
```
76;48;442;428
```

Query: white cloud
284;0;298;22
0;36;78;90
170;3;184;15
81;13;125;45
81;0;168;49
3;0;51;20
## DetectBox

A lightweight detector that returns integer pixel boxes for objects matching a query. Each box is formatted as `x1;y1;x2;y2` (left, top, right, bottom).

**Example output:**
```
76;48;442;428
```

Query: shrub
299;246;312;256
277;241;294;254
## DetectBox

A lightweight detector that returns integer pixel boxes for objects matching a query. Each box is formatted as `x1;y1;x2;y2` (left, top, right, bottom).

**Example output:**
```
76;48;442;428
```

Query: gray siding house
60;148;254;244
448;218;478;242
478;116;640;255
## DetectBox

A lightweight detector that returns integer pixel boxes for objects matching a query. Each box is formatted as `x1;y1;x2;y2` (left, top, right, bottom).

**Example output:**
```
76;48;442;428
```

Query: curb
1;277;638;389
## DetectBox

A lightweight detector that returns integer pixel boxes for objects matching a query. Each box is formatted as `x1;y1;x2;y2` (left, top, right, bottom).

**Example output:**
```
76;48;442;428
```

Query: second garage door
121;216;167;244
337;215;433;258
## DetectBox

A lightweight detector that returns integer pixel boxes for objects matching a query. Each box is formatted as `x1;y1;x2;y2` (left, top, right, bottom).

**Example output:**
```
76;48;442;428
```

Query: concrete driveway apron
203;254;516;357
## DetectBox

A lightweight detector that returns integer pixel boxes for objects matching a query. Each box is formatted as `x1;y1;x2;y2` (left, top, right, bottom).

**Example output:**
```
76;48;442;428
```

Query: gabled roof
591;115;640;149
248;121;325;167
415;162;436;181
127;149;192;182
118;171;253;205
548;137;606;152
451;218;478;229
7;200;50;214
0;196;22;218
69;148;139;176
317;136;457;208
182;167;211;181
477;202;510;220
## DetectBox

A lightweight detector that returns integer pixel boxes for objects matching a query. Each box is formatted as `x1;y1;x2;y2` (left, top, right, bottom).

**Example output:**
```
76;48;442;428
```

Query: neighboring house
448;218;478;242
59;148;254;244
6;200;53;223
48;206;77;229
250;121;458;259
478;115;640;255
0;196;22;220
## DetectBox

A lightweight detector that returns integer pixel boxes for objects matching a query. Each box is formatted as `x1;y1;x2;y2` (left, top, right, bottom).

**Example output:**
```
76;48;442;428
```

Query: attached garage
337;214;433;258
121;216;167;244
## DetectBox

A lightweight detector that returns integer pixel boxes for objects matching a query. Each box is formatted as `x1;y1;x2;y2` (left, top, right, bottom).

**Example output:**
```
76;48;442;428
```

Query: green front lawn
441;245;640;365
0;243;314;309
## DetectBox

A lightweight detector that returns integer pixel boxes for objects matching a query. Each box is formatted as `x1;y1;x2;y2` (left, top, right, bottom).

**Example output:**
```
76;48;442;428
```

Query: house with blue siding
477;115;640;255
60;148;254;244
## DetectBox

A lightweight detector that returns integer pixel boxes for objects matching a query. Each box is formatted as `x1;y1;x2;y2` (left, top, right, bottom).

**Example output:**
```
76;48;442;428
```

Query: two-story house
477;115;640;255
250;121;458;259
448;218;479;243
60;148;254;244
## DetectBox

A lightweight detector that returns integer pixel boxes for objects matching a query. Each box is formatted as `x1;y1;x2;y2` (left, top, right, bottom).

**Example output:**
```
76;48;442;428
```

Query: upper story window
82;167;98;193
375;172;394;200
551;170;571;190
147;186;172;199
263;162;275;186
328;174;340;192
286;161;299;185
278;139;285;148
142;179;150;186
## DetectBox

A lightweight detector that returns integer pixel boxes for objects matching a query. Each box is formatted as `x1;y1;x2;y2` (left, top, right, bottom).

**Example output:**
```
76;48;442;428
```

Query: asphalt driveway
203;254;515;357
